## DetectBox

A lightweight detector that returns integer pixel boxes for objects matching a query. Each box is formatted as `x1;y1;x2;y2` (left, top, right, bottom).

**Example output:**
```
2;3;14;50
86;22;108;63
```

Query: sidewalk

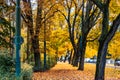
32;62;94;80
32;62;120;80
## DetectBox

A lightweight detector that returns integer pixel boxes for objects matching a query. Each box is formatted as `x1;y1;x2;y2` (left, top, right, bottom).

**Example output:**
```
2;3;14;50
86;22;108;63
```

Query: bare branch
10;0;28;23
10;0;16;5
72;1;83;30
88;7;101;27
81;0;85;30
42;10;58;23
94;10;101;23
87;35;99;42
66;0;70;9
78;4;83;13
70;0;72;9
90;0;104;12
73;0;77;9
44;3;57;18
57;9;68;21
71;13;77;37
85;0;93;20
21;13;28;23
105;14;120;43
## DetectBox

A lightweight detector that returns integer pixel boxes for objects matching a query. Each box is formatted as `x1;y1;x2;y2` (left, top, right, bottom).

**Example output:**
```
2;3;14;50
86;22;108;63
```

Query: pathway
32;62;120;80
32;62;94;80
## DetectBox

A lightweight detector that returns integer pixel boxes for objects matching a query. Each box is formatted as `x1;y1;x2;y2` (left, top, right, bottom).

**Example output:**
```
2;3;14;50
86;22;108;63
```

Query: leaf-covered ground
32;62;120;80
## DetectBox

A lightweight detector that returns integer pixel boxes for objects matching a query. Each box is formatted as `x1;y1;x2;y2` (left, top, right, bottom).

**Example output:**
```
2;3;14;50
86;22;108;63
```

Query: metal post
15;0;22;77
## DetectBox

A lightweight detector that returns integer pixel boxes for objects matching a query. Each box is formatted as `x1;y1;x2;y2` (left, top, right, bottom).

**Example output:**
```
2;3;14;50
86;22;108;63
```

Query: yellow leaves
50;29;68;46
63;42;72;50
108;32;120;59
58;47;66;55
50;29;68;41
48;47;56;55
85;46;97;58
109;0;120;20
49;27;70;56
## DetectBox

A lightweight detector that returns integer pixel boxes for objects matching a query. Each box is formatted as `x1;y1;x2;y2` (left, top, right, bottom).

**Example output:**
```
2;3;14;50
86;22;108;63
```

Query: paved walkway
32;62;120;80
32;62;94;80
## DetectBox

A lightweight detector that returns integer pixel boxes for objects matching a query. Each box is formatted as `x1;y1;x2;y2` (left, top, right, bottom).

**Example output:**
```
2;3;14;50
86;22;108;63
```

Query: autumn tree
21;0;41;71
57;0;100;70
19;0;58;71
50;28;69;56
56;0;83;66
91;0;120;80
78;0;101;70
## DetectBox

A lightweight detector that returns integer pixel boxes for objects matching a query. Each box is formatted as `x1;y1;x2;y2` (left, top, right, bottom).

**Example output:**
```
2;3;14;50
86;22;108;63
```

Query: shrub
0;53;16;80
0;53;15;73
40;55;57;71
21;63;33;80
0;53;33;80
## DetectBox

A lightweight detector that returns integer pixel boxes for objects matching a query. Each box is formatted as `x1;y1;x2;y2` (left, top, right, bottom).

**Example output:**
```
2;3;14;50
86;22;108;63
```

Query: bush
0;53;15;80
21;63;33;80
0;53;33;80
0;54;15;73
40;55;57;71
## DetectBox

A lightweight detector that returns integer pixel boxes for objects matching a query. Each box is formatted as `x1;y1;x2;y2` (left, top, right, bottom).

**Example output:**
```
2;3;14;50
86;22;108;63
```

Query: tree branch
87;35;99;42
94;10;101;23
105;14;120;43
85;6;98;25
90;0;104;12
44;3;57;18
42;10;58;23
106;0;111;6
89;7;101;28
57;9;68;21
10;0;28;23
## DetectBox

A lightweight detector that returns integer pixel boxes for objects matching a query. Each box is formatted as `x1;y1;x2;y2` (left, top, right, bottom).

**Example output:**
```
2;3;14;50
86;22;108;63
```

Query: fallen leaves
32;62;120;80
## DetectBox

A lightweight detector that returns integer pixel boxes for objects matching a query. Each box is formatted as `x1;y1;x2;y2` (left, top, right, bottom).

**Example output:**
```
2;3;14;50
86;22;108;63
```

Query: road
87;63;120;69
106;64;120;69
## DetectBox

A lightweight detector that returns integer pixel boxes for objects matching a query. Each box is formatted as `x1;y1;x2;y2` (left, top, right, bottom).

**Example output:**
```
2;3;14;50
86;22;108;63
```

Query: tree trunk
95;3;109;79
44;21;47;70
55;48;58;64
78;35;87;70
26;26;30;63
69;49;73;64
95;40;108;80
72;48;79;66
33;0;42;71
44;40;47;70
95;14;120;80
32;35;41;72
22;0;42;71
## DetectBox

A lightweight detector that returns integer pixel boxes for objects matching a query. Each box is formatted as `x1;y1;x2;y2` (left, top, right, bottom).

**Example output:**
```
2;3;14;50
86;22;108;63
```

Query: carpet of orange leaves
32;62;120;80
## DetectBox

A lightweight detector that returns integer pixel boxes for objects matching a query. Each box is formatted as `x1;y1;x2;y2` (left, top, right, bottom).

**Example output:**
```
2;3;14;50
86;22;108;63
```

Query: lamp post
15;0;23;77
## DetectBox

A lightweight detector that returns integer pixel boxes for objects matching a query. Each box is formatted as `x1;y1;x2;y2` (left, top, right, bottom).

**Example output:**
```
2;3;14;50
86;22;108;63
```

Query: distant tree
0;17;15;48
21;0;58;71
78;0;101;70
57;0;100;70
